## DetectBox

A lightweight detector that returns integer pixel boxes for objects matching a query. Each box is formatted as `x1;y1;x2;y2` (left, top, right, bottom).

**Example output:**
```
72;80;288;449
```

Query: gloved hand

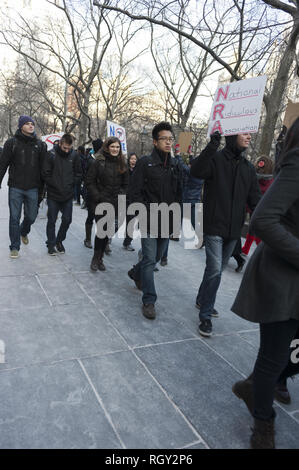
210;131;222;148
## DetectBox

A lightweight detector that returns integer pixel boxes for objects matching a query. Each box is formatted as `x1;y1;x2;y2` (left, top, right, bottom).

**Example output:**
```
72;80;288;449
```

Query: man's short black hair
60;134;73;145
152;122;174;141
78;145;85;153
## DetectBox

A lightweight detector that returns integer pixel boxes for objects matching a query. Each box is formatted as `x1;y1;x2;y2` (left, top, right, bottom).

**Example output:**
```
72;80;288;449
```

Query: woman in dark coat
231;118;299;449
85;137;128;271
123;152;138;251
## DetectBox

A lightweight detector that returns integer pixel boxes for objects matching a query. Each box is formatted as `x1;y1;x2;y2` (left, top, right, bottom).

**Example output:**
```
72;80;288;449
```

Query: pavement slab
0;181;298;449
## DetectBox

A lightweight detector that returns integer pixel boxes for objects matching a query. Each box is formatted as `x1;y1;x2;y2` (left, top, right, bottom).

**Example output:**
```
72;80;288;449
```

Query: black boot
97;252;106;271
90;250;106;271
234;254;246;273
232;373;254;416
250;416;275;449
90;250;101;271
84;223;93;249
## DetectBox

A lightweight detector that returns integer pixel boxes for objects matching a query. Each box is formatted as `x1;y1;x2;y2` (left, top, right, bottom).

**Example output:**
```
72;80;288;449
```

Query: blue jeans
196;235;237;320
134;236;169;305
8;187;38;250
46;198;73;248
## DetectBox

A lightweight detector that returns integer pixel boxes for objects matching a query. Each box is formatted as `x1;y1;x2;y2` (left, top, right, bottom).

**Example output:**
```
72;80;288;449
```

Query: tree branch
93;1;242;80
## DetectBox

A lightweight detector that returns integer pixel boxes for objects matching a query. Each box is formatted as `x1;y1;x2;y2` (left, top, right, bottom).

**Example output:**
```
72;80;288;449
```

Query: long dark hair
102;137;127;174
277;118;299;169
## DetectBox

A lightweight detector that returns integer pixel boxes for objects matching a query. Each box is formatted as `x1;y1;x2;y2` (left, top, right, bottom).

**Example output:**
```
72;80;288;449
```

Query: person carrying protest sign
190;131;261;337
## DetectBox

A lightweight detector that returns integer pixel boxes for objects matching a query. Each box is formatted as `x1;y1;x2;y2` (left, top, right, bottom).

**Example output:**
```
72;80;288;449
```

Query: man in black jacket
42;134;82;255
190;132;261;337
128;122;182;320
0;115;47;258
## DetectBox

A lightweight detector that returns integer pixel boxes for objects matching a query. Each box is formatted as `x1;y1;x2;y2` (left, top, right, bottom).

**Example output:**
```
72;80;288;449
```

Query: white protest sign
107;120;127;154
41;132;64;150
207;76;267;136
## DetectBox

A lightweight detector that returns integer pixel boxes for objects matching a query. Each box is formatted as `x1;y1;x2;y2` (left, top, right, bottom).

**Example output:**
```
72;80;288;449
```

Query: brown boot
250;417;275;449
232;373;254;416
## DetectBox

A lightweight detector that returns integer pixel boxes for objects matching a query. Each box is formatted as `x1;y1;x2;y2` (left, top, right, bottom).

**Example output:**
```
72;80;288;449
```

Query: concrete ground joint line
74;288;207;446
131;349;208;447
77;283;132;350
132;337;201;351
35;274;53;307
179;439;209;449
196;336;247;378
77;359;126;449
273;400;299;422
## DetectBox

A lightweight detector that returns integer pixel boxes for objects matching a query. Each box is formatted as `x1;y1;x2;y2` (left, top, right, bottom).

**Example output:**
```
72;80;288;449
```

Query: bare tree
1;0;114;144
259;0;299;155
95;18;148;125
93;0;296;155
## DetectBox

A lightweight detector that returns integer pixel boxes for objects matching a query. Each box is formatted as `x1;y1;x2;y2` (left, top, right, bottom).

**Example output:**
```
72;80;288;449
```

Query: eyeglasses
158;137;175;142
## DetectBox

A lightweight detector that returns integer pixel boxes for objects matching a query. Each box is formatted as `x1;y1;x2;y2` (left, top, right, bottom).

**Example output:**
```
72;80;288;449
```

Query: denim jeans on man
134;236;169;305
46;198;73;248
196;235;237;320
9;187;38;250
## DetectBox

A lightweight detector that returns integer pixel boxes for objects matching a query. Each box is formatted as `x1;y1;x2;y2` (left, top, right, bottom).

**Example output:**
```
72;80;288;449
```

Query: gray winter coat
231;148;299;323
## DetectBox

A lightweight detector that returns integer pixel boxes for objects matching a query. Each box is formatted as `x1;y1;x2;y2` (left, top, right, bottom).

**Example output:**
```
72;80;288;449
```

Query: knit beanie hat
18;115;35;130
225;134;244;157
92;138;103;153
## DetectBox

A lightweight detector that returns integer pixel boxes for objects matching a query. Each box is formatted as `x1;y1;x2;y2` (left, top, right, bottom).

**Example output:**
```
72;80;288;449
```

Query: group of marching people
0;115;299;449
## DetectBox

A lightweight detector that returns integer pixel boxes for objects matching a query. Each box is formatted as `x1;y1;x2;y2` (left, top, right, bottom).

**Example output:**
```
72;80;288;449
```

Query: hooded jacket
0;129;47;190
190;135;261;239
42;144;82;202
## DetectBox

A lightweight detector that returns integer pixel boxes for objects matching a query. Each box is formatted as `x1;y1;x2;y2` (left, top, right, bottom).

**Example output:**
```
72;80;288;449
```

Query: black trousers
94;212;118;252
253;320;299;421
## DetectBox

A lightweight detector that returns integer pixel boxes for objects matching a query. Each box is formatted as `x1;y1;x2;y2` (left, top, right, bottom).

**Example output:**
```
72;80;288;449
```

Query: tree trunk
78;90;91;145
259;18;299;156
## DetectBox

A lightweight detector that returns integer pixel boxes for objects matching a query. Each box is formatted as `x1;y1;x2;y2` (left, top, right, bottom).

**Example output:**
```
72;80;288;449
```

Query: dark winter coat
126;166;136;205
190;141;261;239
231;148;299;323
0;129;47;190
130;147;182;236
85;151;128;212
42;144;82;202
174;154;203;203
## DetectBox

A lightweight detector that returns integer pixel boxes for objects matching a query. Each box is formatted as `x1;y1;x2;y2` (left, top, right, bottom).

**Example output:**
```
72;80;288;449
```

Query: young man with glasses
128;122;182;319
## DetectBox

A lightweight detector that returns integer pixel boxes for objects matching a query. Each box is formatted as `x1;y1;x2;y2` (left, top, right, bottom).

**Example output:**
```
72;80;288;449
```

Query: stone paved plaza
0;181;298;449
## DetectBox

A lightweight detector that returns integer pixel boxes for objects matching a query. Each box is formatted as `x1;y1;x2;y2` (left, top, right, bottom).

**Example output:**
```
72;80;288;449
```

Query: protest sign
207;76;267;137
107;120;127;154
41;132;64;150
283;100;299;129
178;132;193;153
